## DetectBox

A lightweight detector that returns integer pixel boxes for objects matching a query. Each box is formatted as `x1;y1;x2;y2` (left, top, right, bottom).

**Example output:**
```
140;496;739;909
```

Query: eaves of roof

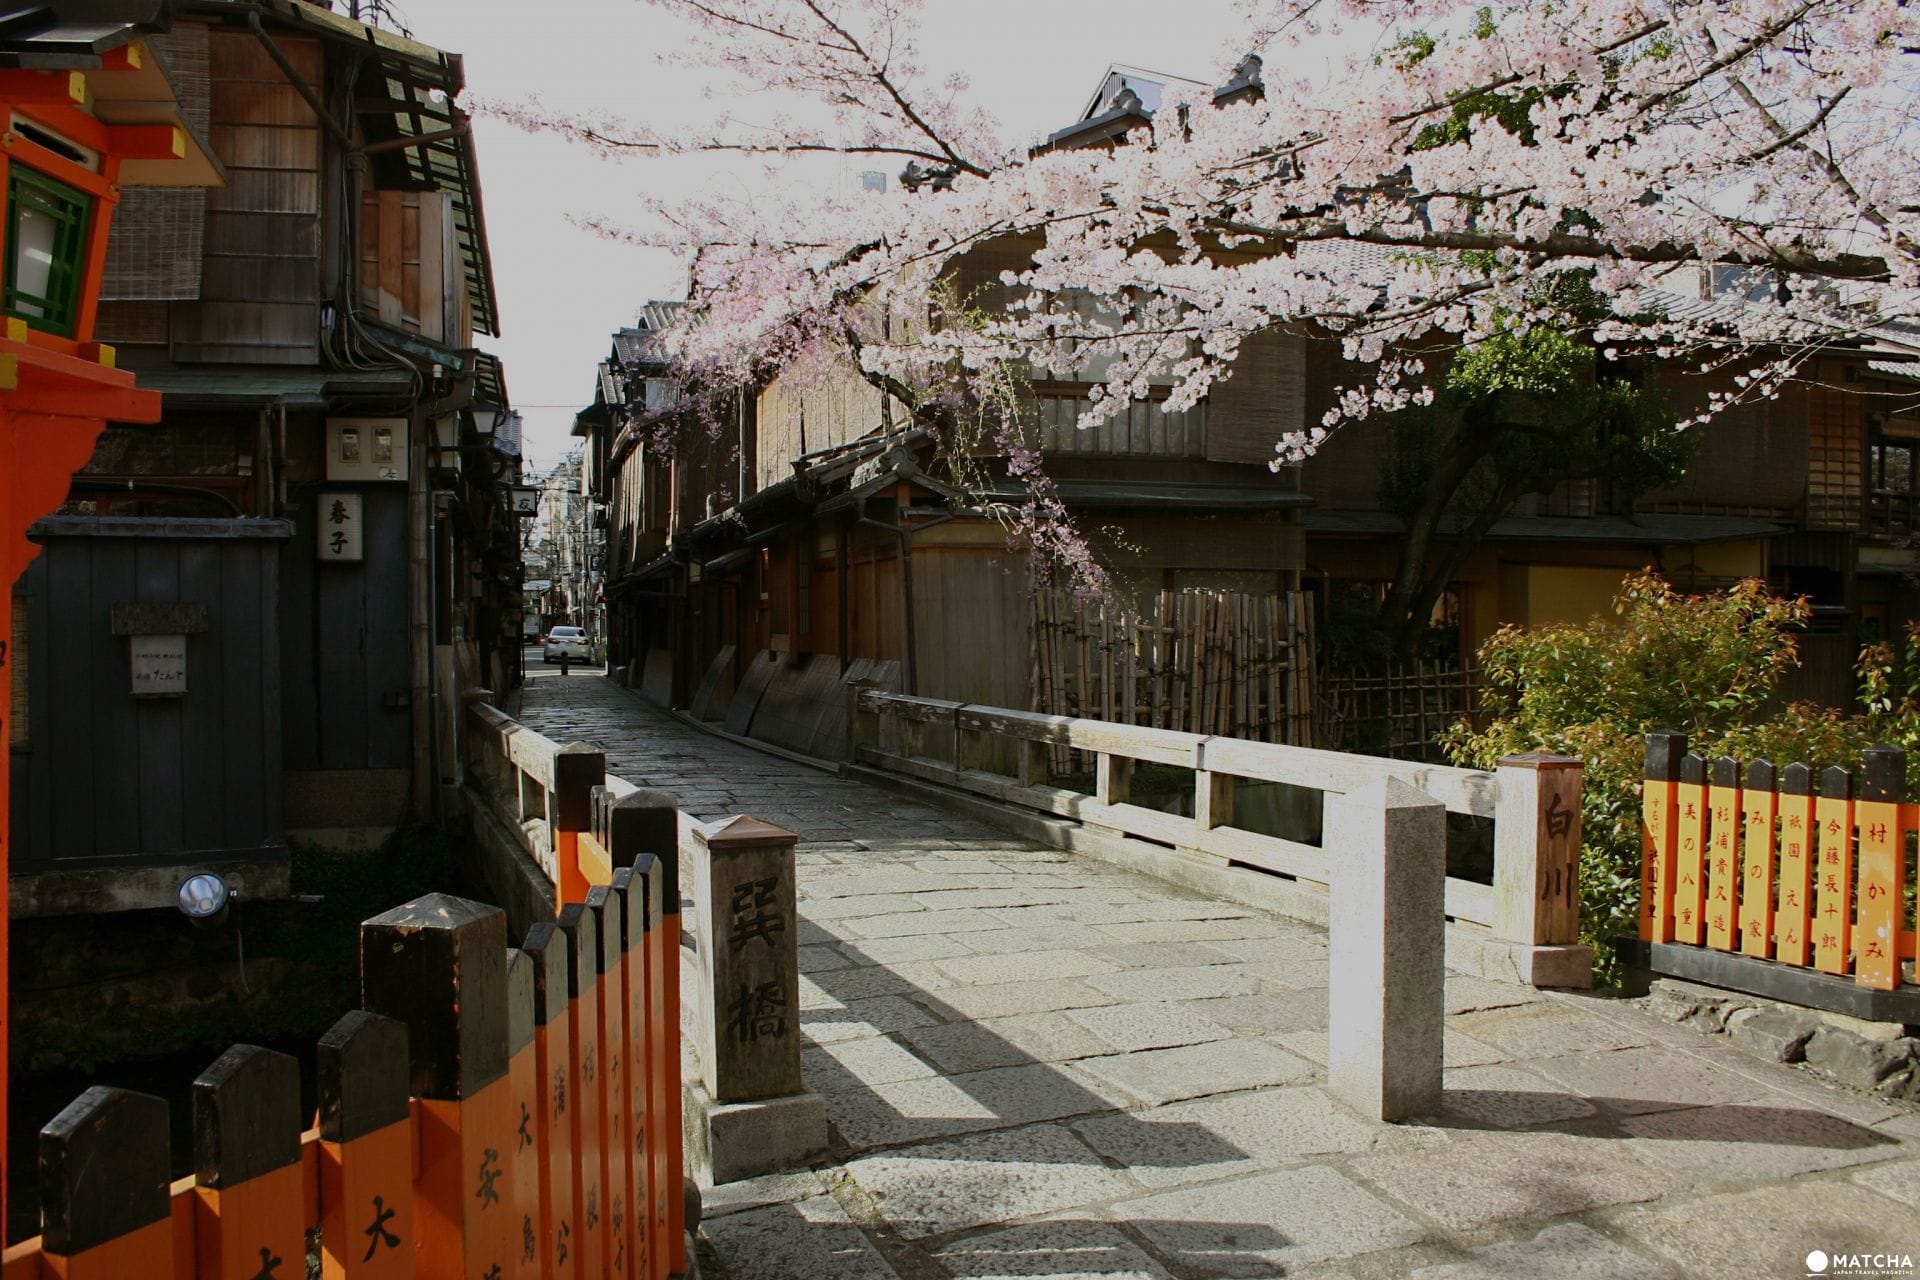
127;365;413;405
985;479;1312;512
0;5;157;66
1305;509;1787;544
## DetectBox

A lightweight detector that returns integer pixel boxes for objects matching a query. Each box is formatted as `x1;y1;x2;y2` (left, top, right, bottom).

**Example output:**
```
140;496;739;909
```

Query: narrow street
518;666;1920;1279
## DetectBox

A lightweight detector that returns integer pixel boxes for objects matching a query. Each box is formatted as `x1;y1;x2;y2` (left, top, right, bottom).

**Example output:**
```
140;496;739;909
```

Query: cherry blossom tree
497;0;1920;591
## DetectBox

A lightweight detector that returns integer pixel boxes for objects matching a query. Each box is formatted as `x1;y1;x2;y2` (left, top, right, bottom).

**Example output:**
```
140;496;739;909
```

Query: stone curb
1641;978;1920;1098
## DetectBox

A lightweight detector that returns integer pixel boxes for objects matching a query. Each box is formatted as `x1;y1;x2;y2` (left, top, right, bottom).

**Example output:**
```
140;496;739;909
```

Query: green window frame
5;165;91;337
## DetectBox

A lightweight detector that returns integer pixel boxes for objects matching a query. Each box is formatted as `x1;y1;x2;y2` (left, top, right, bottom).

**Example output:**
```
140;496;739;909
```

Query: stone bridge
515;666;1920;1280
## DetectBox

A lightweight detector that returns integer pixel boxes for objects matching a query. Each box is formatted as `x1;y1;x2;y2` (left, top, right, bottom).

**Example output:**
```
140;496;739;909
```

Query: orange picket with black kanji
1812;767;1854;976
315;1011;415;1280
362;895;519;1280
1641;745;1917;993
1739;760;1778;960
190;1047;307;1280
1705;756;1740;951
558;903;606;1279
1673;754;1708;945
1854;749;1904;991
1775;763;1816;967
1641;731;1684;944
523;923;578;1280
506;949;544;1280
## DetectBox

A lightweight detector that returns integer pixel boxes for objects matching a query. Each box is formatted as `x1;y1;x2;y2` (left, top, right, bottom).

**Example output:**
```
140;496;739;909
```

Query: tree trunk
1386;470;1532;660
1377;416;1487;656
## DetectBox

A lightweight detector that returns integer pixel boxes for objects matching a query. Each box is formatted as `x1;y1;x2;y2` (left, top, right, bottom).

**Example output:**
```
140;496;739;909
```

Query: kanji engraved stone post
691;816;803;1103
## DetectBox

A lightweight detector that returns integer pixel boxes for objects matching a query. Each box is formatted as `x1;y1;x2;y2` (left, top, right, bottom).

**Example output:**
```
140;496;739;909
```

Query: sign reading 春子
317;492;364;562
129;633;187;697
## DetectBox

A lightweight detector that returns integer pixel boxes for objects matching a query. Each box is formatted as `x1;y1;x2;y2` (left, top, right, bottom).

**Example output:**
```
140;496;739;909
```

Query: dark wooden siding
279;486;412;772
11;521;287;871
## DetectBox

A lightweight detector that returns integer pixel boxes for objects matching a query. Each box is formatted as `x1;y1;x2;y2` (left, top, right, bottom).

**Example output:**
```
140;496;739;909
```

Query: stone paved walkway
517;664;1920;1280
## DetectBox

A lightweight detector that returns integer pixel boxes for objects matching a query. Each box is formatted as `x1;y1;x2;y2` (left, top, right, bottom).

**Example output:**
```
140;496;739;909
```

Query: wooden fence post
1777;762;1816;966
1856;746;1906;991
598;788;685;1280
585;885;630;1280
191;1045;306;1280
1814;765;1855;975
1641;731;1685;943
1740;760;1778;960
39;1087;175;1279
505;949;541;1280
552;743;607;907
317;1011;416;1280
1492;752;1584;948
520;922;577;1280
1674;753;1708;945
362;894;517;1280
607;866;650;1280
1705;756;1742;951
557;902;607;1280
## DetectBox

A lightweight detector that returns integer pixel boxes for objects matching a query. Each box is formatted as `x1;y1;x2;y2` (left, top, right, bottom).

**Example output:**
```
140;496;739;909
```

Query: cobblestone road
518;663;1920;1280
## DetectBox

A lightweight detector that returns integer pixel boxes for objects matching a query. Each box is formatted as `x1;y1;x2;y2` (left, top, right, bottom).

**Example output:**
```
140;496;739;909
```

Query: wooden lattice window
5;165;91;336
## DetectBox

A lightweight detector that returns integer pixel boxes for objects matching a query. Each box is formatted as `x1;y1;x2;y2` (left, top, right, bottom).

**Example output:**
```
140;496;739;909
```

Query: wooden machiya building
9;0;517;915
580;270;1320;762
578;63;1920;763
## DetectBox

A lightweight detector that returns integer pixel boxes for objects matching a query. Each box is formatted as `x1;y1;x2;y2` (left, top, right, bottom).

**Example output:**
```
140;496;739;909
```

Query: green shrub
1444;571;1918;983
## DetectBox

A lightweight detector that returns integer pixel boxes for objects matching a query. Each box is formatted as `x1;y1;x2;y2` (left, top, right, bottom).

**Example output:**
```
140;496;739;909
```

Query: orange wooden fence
1;785;689;1280
1641;735;1919;991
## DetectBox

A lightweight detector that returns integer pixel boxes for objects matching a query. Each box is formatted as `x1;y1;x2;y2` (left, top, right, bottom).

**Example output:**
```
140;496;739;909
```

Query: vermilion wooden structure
1641;734;1918;992
0;785;689;1279
0;44;215;1221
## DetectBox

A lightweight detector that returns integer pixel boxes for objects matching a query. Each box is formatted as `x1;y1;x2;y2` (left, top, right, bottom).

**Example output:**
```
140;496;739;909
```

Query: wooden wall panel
946;240;1036;314
1640;373;1807;515
909;546;1031;709
13;532;285;869
173;28;324;365
1294;337;1386;509
753;368;890;490
1208;329;1307;464
281;485;412;772
1805;371;1864;531
358;189;457;342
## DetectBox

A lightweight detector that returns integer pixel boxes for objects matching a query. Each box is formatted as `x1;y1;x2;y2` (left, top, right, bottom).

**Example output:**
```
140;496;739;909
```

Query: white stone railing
847;686;1589;985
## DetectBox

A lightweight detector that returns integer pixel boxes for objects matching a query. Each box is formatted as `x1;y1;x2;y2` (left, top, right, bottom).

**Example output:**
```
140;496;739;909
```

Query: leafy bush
1444;571;1919;982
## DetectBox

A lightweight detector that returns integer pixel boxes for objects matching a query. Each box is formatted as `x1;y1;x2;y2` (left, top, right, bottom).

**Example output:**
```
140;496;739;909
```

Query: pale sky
386;0;1250;469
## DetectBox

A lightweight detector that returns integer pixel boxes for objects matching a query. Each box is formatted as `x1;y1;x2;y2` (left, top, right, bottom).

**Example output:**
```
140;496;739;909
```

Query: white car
543;626;590;663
